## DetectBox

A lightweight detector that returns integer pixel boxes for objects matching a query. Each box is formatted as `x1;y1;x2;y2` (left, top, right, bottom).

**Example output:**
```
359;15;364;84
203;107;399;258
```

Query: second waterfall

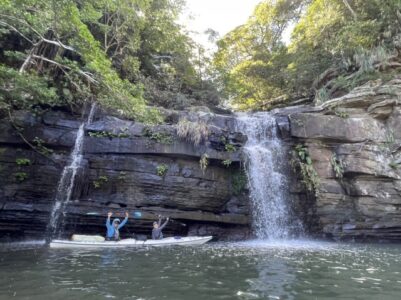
48;103;97;239
237;112;302;240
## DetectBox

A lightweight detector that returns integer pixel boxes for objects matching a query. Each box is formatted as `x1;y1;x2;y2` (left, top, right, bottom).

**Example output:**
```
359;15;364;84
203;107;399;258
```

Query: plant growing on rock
88;128;130;139
222;159;232;168
231;171;247;195
156;164;169;177
220;136;237;153
176;118;209;145
291;144;320;195
389;161;399;169
315;87;330;104
143;127;173;144
14;172;28;182
16;158;31;166
14;157;31;183
330;153;346;179
224;143;237;153
33;137;54;156
93;176;108;189
334;109;349;119
118;171;127;181
199;154;209;174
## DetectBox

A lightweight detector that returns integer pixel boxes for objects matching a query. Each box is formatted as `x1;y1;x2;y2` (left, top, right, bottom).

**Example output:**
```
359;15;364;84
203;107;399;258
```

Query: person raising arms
152;215;169;240
106;211;129;241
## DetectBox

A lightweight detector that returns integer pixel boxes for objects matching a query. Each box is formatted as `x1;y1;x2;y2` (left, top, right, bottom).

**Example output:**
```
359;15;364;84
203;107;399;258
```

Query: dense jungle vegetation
214;0;401;110
1;0;401;121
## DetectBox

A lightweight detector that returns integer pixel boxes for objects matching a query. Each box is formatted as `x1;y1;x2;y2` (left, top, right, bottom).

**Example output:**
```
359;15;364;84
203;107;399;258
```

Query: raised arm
158;215;162;227
106;212;112;228
118;212;129;229
159;217;169;230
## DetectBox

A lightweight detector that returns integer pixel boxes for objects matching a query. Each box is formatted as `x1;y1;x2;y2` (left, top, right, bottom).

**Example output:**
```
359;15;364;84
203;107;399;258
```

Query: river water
1;240;401;300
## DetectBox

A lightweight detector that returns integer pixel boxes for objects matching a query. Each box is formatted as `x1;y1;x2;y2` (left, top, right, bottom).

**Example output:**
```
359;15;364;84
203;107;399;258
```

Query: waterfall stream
48;103;96;238
236;112;301;240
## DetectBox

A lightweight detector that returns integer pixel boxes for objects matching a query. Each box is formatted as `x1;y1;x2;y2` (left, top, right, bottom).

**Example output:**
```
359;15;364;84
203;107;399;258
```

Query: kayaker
106;211;129;241
152;215;169;240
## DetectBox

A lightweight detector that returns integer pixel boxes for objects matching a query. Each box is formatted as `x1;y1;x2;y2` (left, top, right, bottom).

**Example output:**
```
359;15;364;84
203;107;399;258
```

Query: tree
0;0;221;122
213;0;401;110
213;0;307;109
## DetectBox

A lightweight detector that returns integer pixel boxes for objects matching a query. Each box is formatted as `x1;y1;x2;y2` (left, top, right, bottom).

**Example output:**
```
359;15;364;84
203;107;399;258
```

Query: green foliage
334;109;349;119
176;118;209;145
389;161;399;170
88;129;129;138
199;153;209;174
0;65;61;111
33;137;54;156
93;175;108;189
143;127;173;144
291;144;320;194
220;136;237;153
214;0;401;110
224;144;236;153
315;87;330;105
118;171;128;181
156;164;168;177
213;0;306;109
16;158;31;166
14;157;31;182
0;0;221;123
330;153;346;179
222;159;232;168
14;172;28;182
231;171;247;195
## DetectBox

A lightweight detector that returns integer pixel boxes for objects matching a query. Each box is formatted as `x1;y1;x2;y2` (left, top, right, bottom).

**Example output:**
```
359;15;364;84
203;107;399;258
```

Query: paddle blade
133;211;142;219
86;212;100;216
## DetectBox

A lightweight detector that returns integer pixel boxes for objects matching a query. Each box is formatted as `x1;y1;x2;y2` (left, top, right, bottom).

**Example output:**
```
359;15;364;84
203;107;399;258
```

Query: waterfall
236;112;300;240
48;103;96;238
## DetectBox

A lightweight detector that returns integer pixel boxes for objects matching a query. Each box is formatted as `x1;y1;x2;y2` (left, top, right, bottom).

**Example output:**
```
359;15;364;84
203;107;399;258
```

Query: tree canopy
3;0;401;116
0;0;220;123
214;0;401;110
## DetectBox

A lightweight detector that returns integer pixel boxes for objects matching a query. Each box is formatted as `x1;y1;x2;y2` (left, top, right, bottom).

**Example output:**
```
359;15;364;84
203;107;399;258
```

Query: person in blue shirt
106;211;129;241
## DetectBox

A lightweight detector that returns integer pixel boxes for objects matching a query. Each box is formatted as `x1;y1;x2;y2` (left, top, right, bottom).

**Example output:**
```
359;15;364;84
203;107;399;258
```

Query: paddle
85;210;186;226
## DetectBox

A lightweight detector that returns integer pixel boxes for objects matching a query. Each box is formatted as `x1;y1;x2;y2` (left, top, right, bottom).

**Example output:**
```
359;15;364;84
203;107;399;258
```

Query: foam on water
234;239;338;251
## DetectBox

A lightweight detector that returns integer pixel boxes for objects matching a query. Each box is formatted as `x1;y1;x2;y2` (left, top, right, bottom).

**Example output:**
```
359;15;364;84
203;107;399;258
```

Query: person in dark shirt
152;215;169;240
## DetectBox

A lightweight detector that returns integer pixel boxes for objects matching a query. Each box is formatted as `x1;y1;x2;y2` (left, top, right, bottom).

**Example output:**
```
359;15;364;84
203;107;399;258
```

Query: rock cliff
0;108;250;241
3;78;401;243
284;78;401;242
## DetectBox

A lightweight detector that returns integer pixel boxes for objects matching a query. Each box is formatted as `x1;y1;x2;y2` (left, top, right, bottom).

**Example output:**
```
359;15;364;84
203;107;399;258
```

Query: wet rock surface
284;79;401;242
0;109;250;241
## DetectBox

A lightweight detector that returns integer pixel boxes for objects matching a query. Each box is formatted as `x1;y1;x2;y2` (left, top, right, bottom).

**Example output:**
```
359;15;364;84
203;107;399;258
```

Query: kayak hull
49;236;213;248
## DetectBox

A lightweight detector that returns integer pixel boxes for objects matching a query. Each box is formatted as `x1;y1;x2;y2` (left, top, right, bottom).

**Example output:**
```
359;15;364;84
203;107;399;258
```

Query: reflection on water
1;240;401;299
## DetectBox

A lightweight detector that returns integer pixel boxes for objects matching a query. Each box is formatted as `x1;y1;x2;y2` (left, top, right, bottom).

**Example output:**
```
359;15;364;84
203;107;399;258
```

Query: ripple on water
0;240;401;300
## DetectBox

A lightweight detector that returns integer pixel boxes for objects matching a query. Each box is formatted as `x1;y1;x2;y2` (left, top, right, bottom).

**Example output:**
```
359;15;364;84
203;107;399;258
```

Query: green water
1;240;401;300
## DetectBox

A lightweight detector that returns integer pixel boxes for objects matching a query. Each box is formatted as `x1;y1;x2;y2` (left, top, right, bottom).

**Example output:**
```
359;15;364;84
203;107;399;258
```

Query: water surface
1;240;401;300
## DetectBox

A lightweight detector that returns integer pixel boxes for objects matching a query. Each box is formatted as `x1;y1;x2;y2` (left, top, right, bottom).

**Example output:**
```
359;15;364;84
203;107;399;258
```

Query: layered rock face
3;79;401;243
285;79;401;242
0;109;250;241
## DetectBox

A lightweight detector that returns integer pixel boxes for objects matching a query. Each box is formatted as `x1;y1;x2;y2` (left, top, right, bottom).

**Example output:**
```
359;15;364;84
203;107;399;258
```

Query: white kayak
50;236;213;248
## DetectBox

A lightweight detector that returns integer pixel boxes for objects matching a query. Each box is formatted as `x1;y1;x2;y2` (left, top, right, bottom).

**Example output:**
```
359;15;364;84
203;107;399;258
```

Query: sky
180;0;262;50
